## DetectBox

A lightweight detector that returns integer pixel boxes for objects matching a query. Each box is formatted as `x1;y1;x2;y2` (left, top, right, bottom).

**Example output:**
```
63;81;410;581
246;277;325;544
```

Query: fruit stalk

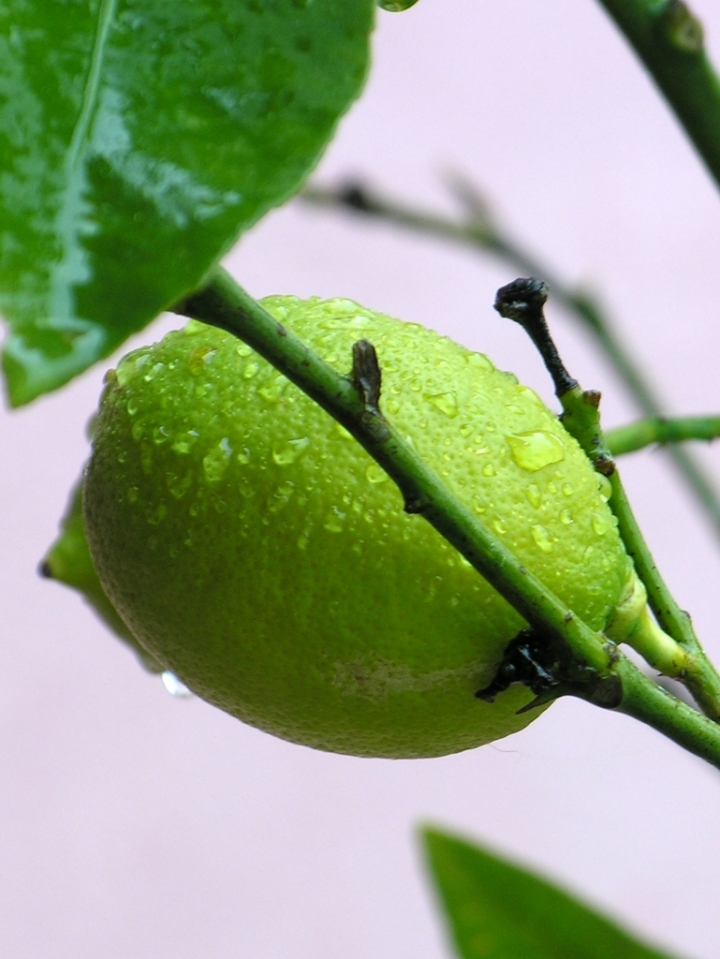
173;268;720;769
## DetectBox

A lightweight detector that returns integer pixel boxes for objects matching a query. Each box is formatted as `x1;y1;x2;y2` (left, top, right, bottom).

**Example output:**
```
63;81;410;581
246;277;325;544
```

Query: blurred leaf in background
422;826;685;959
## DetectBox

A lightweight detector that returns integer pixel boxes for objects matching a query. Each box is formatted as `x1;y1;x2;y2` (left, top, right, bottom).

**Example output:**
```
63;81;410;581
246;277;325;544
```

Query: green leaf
421;827;686;959
0;0;374;406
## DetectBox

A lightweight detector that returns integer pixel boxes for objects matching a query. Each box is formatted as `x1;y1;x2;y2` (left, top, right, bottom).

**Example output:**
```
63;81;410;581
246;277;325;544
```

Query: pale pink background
3;2;720;956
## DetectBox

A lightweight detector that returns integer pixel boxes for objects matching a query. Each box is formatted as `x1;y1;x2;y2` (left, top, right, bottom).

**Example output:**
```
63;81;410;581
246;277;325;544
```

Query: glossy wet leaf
422;827;685;959
0;0;374;406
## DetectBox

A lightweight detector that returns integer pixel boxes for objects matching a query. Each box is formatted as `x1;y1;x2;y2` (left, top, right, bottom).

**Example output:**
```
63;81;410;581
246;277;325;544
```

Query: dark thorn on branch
494;278;578;398
351;339;382;412
37;560;53;579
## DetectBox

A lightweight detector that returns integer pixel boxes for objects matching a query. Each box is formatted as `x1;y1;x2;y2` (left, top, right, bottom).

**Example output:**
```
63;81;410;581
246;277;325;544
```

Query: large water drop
506;430;566;472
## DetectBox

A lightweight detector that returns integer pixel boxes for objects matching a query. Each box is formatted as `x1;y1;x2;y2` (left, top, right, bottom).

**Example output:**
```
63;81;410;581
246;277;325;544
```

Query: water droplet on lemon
506;430;566;472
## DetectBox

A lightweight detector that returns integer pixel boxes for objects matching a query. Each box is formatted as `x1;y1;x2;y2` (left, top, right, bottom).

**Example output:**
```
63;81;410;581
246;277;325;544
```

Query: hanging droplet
161;672;194;698
506;430;566;472
559;508;574;525
482;463;496;477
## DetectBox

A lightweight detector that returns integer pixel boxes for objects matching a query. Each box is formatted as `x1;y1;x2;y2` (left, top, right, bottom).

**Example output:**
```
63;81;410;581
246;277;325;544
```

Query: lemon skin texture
84;296;634;758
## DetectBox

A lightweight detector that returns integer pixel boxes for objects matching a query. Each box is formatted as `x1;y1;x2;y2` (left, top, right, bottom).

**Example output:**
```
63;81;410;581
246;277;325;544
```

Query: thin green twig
172;267;720;770
303;181;720;540
607;414;720;456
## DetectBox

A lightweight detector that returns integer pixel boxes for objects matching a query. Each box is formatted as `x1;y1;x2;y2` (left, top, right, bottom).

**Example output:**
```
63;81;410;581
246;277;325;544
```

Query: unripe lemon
84;296;638;758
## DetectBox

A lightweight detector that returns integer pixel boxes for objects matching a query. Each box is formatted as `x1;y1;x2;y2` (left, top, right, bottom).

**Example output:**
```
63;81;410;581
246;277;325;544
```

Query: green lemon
83;296;640;758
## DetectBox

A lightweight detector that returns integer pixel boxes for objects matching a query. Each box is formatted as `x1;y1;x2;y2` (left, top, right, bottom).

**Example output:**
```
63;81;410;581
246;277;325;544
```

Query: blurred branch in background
303;176;720;541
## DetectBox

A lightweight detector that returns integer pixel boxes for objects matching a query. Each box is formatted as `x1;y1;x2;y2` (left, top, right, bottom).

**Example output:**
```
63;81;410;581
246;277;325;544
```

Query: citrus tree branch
303;181;720;541
172;267;720;770
606;414;720;455
597;0;720;191
493;278;720;722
